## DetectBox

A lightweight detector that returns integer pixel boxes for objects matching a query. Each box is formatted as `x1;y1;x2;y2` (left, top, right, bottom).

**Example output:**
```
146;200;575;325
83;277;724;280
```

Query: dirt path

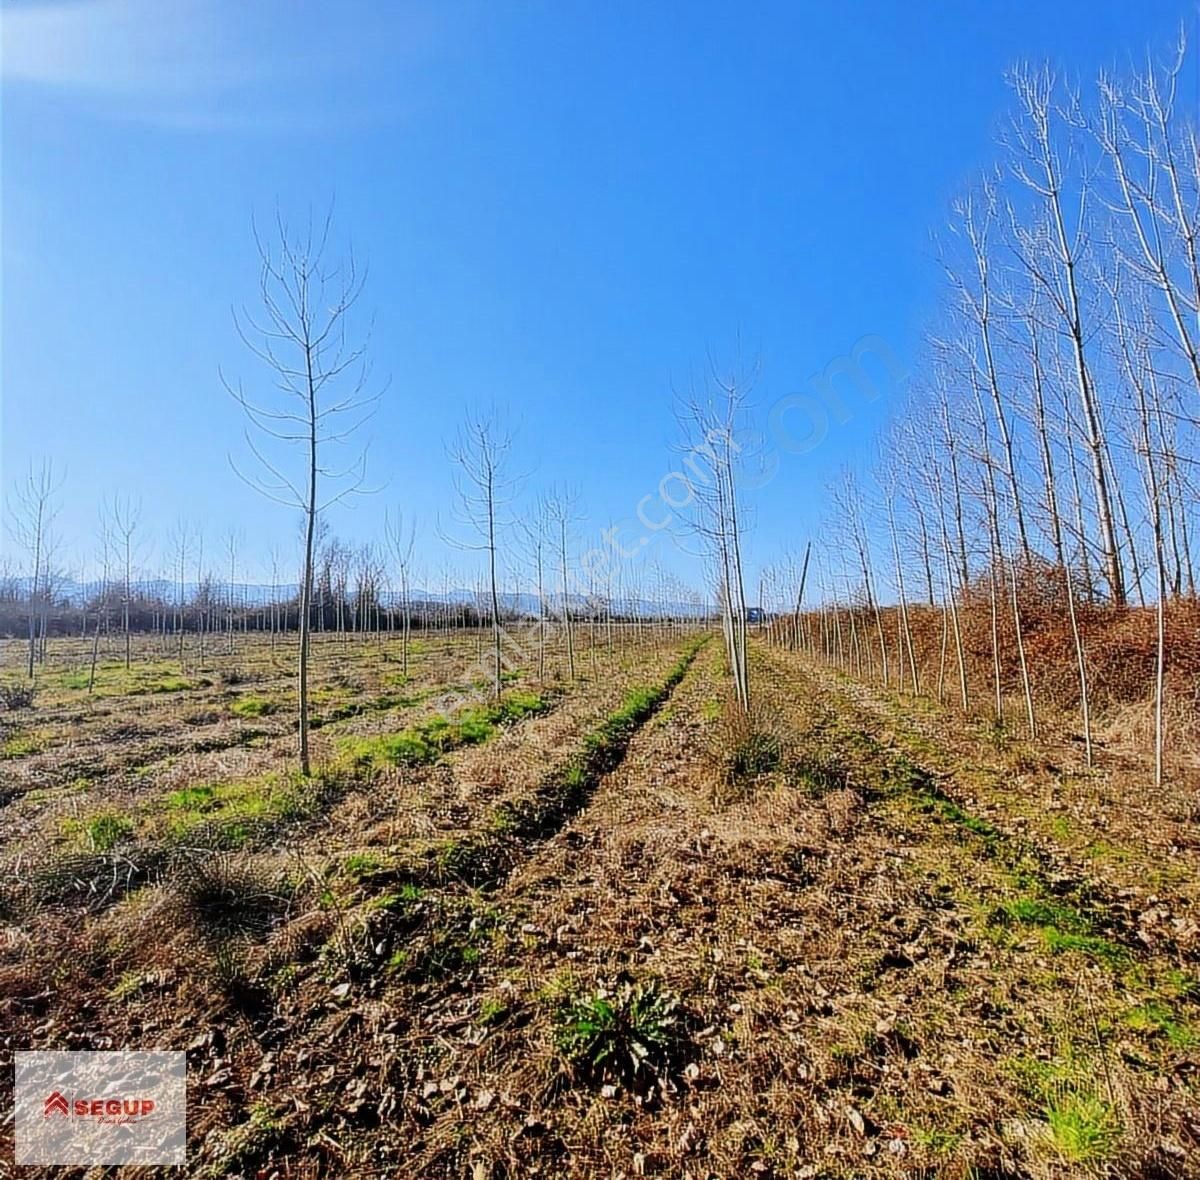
800;654;1200;943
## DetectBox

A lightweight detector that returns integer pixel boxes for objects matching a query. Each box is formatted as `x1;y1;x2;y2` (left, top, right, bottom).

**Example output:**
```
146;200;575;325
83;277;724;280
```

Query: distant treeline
0;578;708;641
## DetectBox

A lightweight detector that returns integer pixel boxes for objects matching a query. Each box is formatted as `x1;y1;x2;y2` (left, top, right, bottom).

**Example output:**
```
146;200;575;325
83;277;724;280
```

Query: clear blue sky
1;0;1191;593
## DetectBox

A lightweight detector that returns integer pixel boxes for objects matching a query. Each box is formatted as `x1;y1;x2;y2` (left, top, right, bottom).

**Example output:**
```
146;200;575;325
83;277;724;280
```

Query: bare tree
194;526;207;661
677;366;753;711
169;519;192;662
225;529;242;654
830;468;888;688
7;460;62;679
519;500;552;681
1020;302;1067;569
1006;64;1126;603
946;183;1033;562
384;509;417;678
447;409;516;699
878;449;920;694
1095;38;1200;401
226;209;381;776
88;505;115;693
1112;284;1170;786
543;485;582;682
104;496;142;672
268;543;283;646
923;435;970;710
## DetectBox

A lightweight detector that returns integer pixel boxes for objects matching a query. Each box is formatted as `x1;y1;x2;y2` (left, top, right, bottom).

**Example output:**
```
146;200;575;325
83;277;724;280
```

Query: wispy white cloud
5;0;257;94
1;0;438;130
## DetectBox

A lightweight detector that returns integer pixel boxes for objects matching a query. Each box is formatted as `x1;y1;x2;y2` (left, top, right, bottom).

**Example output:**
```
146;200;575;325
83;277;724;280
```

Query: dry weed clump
1094;692;1200;778
710;698;789;803
166;852;299;941
0;681;37;711
895;566;1200;724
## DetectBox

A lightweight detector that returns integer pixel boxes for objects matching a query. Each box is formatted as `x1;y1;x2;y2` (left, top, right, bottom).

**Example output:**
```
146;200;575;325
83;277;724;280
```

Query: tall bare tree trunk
227;211;378;778
1009;66;1125;603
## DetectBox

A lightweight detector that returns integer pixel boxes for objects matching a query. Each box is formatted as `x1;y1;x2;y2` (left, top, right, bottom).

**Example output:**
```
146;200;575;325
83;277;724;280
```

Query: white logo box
15;1050;186;1165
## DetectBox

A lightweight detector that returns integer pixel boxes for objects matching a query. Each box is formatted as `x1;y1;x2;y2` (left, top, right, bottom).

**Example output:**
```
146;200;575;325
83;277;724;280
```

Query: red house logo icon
43;1092;70;1117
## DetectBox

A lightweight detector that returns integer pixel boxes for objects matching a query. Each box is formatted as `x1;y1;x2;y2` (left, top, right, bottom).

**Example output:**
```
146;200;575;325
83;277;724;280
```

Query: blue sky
1;0;1191;593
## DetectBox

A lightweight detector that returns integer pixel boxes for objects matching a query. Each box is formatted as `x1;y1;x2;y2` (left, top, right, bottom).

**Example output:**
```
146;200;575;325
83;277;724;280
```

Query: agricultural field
0;629;1196;1179
8;0;1200;1176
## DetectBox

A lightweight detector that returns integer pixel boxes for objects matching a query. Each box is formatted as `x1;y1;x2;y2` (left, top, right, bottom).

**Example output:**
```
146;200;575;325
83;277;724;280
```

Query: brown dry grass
0;630;1197;1179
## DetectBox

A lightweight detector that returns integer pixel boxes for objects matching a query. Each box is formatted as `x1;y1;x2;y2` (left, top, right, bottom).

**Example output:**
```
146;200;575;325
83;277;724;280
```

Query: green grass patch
790;754;851;796
340;730;434;769
875;750;1004;841
230;695;278;718
1006;1051;1122;1166
912;1127;964;1156
109;970;145;1001
913;787;1000;840
361;884;423;916
1049;816;1073;840
1041;1090;1121;1166
1041;928;1127;965
1123;1000;1196;1048
309;686;436;728
490;689;545;723
161;771;327;847
339;690;549;771
341;851;387;881
62;810;135;852
1;730;46;758
478;997;510;1026
58;660;193;698
989;894;1127;966
140;676;192;694
995;897;1089;933
164;784;218;810
1084;838;1134;866
588;685;660;751
197;1102;290;1180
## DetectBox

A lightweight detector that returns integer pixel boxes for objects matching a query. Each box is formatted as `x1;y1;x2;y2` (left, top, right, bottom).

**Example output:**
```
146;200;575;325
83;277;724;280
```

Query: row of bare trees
4;193;708;779
767;39;1199;787
677;368;754;711
5;466;146;680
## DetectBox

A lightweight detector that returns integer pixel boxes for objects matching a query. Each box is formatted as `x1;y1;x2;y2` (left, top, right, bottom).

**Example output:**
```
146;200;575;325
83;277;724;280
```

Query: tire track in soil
394;639;726;1178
